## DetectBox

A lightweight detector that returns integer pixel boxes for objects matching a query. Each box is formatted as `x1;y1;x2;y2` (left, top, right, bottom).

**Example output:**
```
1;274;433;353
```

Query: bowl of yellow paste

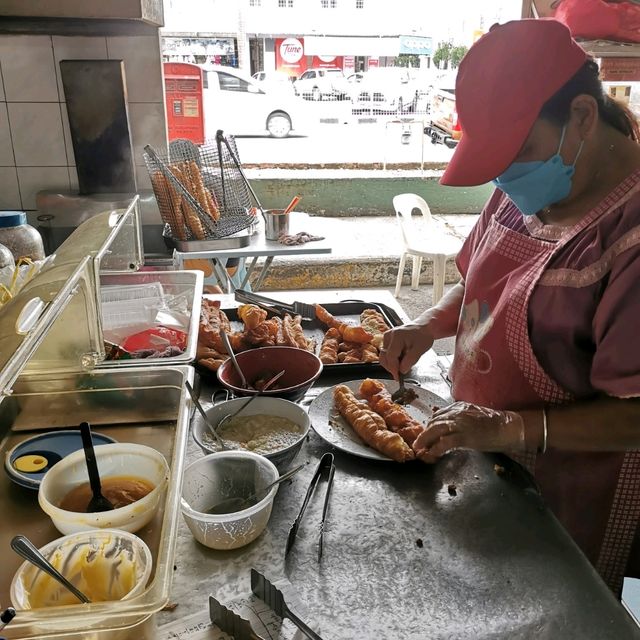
10;529;152;610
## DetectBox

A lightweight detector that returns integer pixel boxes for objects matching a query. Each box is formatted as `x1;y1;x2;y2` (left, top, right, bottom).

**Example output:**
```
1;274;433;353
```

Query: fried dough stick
359;378;425;446
334;385;414;462
199;300;231;353
360;309;389;349
238;304;268;330
319;328;340;364
315;304;373;344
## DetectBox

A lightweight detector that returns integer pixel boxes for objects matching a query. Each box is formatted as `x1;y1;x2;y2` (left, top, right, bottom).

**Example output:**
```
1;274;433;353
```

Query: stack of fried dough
197;301;315;372
150;160;220;241
333;378;429;463
317;304;389;365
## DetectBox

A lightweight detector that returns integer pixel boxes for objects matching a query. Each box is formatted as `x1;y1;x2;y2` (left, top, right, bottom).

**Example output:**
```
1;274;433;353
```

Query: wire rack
144;132;257;241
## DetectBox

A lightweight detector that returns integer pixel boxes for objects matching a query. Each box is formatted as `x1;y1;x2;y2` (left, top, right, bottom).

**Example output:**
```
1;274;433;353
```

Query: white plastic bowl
181;451;279;550
10;529;152;610
39;443;169;535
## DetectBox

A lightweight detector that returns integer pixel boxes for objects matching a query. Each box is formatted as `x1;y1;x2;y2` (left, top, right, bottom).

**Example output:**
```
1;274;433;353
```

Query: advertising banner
399;35;433;56
275;37;306;77
311;55;343;69
601;58;640;83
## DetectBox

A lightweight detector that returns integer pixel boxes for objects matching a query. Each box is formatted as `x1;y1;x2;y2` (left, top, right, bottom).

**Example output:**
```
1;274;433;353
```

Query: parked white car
251;70;296;94
202;66;307;137
293;68;349;101
350;67;420;114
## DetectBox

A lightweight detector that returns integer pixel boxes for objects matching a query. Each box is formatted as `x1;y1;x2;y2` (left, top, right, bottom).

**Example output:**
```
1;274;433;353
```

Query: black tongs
285;452;335;561
235;289;317;321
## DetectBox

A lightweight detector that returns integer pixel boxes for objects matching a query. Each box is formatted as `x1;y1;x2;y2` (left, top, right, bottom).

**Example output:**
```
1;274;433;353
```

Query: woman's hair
539;59;639;142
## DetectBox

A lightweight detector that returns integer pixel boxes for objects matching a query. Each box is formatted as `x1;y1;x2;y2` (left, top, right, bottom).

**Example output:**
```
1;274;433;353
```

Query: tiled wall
0;33;167;210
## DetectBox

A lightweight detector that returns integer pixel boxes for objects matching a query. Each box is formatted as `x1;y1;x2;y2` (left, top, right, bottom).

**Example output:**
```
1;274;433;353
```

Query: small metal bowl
192;396;310;471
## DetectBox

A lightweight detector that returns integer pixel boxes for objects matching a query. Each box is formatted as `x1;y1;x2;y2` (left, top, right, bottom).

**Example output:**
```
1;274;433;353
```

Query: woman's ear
570;94;599;138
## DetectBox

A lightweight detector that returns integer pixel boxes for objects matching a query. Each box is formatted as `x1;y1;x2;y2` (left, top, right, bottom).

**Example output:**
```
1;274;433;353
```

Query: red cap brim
440;114;537;187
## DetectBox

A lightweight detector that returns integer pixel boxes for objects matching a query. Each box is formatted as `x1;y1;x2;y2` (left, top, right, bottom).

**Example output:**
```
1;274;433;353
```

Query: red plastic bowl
217;347;323;401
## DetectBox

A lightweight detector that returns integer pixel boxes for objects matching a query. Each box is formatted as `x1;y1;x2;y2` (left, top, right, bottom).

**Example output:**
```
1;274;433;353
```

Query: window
249;0;261;5
278;0;294;6
356;0;364;7
218;72;251;92
321;0;337;7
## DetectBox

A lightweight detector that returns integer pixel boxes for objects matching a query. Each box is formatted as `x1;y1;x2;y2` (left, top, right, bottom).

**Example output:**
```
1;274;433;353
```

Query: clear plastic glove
379;323;435;379
412;401;526;463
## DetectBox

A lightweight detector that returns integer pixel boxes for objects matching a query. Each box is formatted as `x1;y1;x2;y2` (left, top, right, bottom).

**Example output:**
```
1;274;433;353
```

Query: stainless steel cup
264;209;290;240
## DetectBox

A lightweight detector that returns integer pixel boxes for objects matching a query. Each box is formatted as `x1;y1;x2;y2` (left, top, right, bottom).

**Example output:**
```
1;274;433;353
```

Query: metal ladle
11;535;91;604
220;329;248;388
205;462;305;515
185;381;230;451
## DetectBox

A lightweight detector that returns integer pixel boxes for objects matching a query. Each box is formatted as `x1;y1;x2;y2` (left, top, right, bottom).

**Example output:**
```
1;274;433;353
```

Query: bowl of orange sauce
38;443;169;535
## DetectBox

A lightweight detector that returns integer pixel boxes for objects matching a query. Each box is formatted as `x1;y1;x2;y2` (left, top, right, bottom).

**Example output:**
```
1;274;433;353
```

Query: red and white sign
312;55;343;69
368;56;379;68
276;37;307;77
343;55;356;74
600;58;640;83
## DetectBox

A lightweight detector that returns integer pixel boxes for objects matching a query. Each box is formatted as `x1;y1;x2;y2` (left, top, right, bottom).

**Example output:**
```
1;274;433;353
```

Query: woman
380;19;640;595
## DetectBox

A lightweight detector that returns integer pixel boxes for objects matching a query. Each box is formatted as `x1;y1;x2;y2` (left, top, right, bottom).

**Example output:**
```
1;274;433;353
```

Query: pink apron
449;198;640;594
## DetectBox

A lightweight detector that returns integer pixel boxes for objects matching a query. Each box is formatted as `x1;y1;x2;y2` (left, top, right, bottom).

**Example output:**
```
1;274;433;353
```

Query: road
204;94;455;167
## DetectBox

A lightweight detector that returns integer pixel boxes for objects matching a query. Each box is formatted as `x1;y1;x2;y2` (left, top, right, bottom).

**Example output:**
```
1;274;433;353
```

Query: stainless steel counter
159;290;640;639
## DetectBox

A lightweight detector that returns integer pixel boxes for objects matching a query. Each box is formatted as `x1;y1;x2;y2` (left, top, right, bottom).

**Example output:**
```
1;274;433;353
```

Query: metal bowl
192;396;310;471
216;346;322;402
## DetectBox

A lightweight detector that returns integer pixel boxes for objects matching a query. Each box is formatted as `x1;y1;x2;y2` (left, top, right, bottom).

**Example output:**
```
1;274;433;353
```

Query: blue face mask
493;126;584;216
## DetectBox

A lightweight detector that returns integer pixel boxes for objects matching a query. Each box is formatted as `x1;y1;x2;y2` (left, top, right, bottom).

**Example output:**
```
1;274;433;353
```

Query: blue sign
399;35;433;56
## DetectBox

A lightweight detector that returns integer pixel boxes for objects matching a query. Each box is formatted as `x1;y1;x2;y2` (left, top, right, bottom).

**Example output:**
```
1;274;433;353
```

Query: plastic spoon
206;462;305;514
79;422;114;513
283;195;301;215
11;535;91;604
220;329;248;389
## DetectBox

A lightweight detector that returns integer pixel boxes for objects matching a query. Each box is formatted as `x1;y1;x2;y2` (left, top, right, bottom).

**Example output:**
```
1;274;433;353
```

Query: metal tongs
286;452;335;561
235;289;316;321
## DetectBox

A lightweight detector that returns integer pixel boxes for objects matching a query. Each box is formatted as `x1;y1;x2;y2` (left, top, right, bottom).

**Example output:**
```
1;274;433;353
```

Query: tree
393;54;420;68
433;41;453;69
450;45;469;69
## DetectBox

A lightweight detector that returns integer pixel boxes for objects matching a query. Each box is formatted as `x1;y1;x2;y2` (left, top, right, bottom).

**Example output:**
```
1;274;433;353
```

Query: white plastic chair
392;193;463;304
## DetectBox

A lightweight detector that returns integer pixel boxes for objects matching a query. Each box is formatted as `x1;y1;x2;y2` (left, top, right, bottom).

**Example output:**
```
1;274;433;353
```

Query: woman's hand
379;324;435;379
412;402;526;463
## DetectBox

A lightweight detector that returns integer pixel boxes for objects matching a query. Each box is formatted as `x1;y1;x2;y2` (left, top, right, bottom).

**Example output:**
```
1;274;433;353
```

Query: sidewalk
254;212;478;291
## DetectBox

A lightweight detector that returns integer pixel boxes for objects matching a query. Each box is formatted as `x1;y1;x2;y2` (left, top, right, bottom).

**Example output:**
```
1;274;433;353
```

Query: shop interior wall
0;29;167;211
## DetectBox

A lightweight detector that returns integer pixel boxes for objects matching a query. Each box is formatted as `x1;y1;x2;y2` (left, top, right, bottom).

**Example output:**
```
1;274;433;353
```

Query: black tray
200;300;403;377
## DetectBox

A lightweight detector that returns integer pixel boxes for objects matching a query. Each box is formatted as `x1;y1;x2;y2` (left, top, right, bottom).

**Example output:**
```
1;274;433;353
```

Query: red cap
440;19;588;187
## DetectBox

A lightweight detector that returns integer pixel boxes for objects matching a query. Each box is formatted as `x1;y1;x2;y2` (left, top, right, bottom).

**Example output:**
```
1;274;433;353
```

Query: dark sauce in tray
59;476;155;512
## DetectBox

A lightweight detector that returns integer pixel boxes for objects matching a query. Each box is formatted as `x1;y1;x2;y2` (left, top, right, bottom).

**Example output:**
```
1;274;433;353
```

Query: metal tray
0;365;193;640
219;300;403;374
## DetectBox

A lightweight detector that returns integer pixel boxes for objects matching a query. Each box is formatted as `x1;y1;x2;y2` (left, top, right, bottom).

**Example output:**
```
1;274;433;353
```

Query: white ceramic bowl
181;451;279;550
192;396;310;471
10;529;152;610
39;443;169;535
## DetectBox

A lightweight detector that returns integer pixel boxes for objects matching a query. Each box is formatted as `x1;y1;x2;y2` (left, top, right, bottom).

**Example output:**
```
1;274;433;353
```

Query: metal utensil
206;462;304;514
11;535;91;604
251;569;323;640
285;452;335;560
209;596;265;640
79;421;114;513
220;328;249;388
217;369;286;432
390;371;418;405
185;381;230;451
234;289;316;321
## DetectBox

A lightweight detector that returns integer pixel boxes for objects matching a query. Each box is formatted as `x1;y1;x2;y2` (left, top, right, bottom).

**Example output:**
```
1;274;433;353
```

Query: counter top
159;289;640;639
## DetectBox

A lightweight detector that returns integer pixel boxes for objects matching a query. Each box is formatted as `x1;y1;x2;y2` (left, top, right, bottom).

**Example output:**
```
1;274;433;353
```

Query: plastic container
39;443;170;535
181;451;279;550
0;241;14;268
0;211;45;261
10;529;152;610
192;396;310;471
